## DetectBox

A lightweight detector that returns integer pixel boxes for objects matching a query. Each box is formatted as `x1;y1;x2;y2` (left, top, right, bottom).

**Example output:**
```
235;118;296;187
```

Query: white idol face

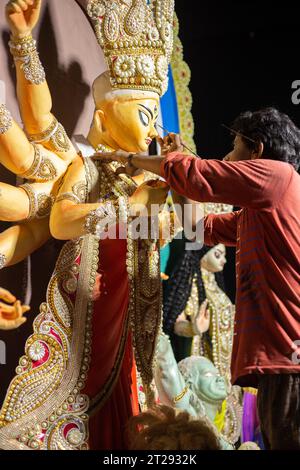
201;244;226;273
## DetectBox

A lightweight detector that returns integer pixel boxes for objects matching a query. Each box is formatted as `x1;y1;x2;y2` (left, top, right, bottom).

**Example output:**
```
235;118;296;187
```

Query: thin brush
156;123;200;158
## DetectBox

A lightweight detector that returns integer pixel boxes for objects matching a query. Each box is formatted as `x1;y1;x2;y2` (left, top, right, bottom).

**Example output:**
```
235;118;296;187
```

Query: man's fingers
93;152;113;161
156;136;164;147
175;134;182;147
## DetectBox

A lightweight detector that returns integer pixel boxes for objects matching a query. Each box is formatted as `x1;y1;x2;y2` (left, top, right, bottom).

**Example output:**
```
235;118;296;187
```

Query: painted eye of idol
214;246;225;260
138;103;159;127
139;109;149;127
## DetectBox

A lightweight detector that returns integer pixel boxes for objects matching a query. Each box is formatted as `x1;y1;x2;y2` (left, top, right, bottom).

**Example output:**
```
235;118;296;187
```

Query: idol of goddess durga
0;0;178;450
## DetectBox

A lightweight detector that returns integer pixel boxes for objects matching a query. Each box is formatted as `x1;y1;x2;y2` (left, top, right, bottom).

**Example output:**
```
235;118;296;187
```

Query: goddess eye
139;110;150;127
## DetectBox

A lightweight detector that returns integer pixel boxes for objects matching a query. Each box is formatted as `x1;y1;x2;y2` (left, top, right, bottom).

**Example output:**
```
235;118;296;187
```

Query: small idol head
178;356;228;403
201;244;226;273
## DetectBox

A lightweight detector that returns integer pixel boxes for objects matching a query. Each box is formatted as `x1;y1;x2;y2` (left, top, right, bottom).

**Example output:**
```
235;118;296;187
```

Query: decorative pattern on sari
0;157;163;449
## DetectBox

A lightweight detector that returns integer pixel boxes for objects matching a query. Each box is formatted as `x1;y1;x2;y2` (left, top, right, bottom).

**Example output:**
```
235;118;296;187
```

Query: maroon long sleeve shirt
161;152;300;387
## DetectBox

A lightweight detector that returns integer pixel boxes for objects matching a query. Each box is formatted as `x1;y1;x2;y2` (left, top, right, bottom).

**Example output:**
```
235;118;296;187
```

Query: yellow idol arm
11;41;76;162
0;105;35;175
50;156;104;240
0;217;50;268
0;182;30;222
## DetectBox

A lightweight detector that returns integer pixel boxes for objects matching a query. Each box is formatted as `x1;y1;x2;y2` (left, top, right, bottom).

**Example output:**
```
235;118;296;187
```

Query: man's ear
251;141;264;160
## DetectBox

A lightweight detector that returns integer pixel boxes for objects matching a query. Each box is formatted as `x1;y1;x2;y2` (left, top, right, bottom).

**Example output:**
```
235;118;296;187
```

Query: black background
175;0;300;300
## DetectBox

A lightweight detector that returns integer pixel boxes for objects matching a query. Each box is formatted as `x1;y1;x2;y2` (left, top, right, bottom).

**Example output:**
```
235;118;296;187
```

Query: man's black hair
231;107;300;170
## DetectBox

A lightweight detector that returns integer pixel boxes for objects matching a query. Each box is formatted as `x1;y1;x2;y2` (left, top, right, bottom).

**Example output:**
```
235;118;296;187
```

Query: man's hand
93;149;131;165
157;133;184;155
0;287;30;330
6;0;42;39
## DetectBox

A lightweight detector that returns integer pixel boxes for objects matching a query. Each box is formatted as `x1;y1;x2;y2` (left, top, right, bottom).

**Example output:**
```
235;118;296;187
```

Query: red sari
83;234;139;450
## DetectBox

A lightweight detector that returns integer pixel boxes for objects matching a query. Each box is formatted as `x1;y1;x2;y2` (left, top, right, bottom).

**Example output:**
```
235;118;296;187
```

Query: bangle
118;196;129;223
173;385;189;404
84;201;117;238
0;254;7;270
0;104;13;134
19;144;58;181
9;35;45;85
27;115;71;153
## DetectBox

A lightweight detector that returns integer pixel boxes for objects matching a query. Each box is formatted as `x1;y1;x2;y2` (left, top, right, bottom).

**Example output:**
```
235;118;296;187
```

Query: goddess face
194;358;228;402
201;244;226;273
101;97;159;153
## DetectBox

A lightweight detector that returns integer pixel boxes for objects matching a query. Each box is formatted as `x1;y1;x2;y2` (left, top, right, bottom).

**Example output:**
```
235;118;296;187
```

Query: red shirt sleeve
204;211;241;247
160;152;293;210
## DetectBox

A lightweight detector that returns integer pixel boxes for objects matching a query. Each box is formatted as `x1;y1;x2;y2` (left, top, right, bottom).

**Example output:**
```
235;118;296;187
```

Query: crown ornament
87;0;174;97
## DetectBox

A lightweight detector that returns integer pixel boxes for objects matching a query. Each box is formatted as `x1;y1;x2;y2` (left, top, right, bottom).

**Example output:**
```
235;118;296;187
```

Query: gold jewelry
20;184;55;220
173;385;189;403
87;0;174;96
0;104;13;134
55;181;87;205
0;253;7;270
19;144;58;182
84;201;118;238
9;35;45;85
27;116;71;153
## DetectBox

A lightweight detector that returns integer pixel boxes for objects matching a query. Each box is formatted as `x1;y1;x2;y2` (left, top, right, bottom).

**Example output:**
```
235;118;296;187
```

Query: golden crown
87;0;174;97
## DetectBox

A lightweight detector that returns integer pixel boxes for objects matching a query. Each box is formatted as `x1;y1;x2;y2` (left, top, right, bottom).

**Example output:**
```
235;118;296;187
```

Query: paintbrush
156;123;200;158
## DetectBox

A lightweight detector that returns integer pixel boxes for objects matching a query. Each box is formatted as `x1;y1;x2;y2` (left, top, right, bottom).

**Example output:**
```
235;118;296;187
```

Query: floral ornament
28;341;46;362
114;55;136;78
66;428;84;446
0;104;13;135
0;253;7;270
136;55;155;78
161;21;172;42
156;55;168;81
148;26;160;42
87;1;106;18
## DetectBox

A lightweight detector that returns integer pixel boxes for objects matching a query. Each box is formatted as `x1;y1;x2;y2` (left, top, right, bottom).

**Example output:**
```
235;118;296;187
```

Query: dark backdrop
175;0;300;301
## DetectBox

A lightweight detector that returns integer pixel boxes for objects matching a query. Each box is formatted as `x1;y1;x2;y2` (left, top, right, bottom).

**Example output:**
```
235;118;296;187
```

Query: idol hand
6;0;42;38
129;180;169;214
0;287;30;330
193;299;210;334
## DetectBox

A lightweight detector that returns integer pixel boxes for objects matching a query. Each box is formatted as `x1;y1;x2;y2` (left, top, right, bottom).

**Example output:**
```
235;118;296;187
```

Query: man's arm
161;152;291;210
204;211;240;247
96;132;292;210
